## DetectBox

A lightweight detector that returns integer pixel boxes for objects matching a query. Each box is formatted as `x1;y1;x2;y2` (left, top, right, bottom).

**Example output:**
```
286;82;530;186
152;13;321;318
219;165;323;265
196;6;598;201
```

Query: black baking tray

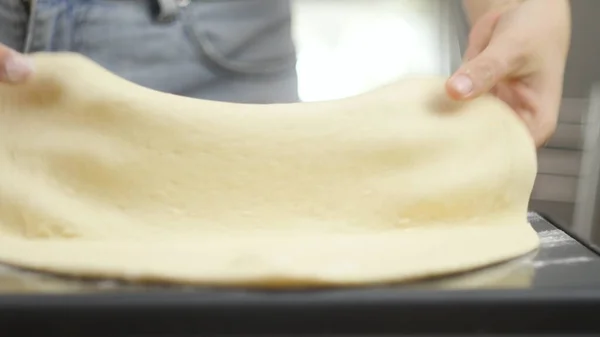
1;212;600;336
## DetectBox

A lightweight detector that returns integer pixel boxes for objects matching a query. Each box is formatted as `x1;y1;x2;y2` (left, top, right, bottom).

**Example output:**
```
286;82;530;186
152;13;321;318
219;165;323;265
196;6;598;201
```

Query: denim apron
0;0;299;103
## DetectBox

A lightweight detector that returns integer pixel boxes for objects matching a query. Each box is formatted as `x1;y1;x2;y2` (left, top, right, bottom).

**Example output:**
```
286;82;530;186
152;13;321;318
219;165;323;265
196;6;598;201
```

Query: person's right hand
0;44;33;83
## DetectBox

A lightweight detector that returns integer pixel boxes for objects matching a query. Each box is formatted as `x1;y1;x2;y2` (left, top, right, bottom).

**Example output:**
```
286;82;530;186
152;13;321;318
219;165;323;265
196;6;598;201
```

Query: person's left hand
446;0;571;147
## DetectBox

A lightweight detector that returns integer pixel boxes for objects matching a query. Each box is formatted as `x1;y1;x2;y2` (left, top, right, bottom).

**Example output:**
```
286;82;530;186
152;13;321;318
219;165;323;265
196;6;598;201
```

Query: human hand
446;0;571;147
0;43;34;83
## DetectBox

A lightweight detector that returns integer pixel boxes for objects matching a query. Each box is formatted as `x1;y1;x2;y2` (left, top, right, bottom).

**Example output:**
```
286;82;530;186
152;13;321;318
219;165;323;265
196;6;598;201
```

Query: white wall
291;0;452;102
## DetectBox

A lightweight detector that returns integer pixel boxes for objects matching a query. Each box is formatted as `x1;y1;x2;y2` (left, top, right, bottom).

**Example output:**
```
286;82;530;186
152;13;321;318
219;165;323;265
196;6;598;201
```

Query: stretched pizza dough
0;53;539;287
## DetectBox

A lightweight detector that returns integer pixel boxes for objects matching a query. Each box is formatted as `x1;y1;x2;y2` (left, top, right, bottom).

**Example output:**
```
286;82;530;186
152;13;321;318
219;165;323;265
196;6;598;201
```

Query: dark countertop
2;212;600;336
0;212;599;293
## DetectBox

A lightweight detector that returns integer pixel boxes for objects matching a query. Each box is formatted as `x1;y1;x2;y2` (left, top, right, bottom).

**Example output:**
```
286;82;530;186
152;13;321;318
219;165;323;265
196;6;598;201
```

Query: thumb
447;39;523;100
0;45;33;84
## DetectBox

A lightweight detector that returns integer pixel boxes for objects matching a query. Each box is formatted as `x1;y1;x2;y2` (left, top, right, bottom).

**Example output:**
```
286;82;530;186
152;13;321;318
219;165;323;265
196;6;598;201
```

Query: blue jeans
0;0;299;103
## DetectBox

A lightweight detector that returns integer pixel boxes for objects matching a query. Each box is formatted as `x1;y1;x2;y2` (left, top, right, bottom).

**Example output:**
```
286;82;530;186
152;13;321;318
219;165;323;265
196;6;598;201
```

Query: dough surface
0;53;539;287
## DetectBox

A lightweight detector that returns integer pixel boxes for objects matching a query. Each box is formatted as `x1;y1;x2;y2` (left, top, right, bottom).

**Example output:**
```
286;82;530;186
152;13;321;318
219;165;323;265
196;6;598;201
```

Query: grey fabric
0;0;28;53
0;0;299;103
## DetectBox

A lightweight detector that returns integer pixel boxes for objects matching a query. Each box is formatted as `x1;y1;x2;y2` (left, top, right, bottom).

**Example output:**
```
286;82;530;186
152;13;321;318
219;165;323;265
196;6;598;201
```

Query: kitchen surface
2;213;600;335
2;213;600;293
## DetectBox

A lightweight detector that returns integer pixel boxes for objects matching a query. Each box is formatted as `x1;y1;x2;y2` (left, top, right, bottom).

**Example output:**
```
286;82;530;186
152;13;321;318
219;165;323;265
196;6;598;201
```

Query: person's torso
0;0;299;103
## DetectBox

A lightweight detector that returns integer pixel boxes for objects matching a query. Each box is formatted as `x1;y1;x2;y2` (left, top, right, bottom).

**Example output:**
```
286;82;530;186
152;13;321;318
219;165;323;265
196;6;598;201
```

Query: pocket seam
183;20;296;76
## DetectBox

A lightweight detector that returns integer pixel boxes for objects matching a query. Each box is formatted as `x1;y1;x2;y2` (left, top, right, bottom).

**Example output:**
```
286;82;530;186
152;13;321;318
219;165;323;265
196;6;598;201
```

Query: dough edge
0;219;539;288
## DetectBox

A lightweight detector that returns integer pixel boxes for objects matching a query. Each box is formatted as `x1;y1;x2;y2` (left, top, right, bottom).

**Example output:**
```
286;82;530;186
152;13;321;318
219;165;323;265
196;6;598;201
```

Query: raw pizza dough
0;53;539;287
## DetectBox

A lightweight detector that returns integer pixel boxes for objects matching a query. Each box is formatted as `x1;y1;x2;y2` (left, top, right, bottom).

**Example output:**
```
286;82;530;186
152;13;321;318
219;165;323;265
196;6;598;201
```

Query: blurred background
291;0;600;245
292;0;452;102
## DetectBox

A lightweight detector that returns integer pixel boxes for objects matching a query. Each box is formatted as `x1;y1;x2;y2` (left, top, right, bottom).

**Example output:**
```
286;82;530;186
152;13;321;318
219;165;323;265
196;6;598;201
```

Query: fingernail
4;55;34;83
450;74;473;96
